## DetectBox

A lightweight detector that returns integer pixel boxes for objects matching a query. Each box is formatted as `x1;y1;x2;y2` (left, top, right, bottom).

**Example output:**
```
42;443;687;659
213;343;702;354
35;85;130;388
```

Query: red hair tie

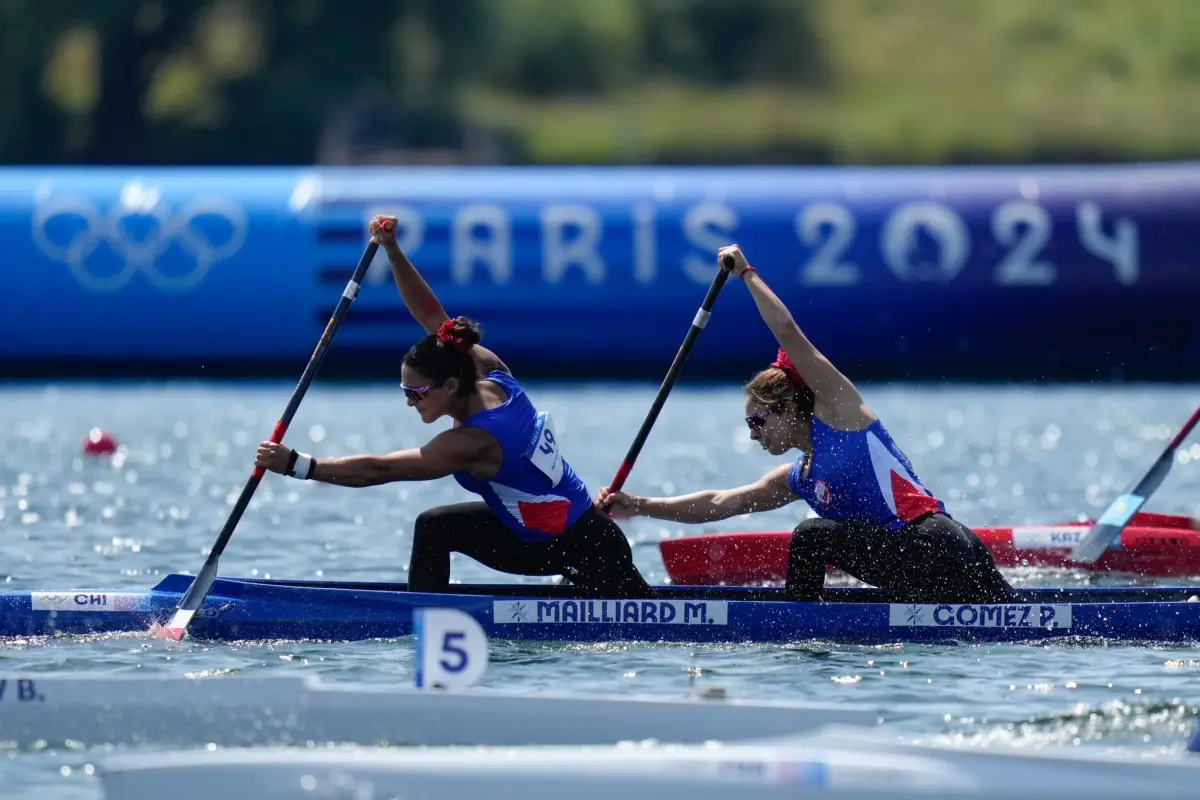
770;348;806;386
437;319;469;352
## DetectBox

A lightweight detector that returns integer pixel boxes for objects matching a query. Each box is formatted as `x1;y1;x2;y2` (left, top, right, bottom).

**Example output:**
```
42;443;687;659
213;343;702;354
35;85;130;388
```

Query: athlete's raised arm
369;215;508;375
718;244;871;428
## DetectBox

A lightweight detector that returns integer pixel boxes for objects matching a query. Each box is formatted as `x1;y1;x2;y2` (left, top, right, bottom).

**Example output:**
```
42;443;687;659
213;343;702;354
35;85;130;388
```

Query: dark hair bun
435;316;482;353
446;316;482;349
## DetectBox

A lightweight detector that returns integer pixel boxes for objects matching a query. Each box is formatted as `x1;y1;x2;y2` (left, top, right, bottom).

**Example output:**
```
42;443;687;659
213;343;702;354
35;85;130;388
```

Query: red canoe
659;511;1200;584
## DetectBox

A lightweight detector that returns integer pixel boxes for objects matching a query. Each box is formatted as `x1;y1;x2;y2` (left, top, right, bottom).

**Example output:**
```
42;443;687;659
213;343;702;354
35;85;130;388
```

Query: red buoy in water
83;428;118;456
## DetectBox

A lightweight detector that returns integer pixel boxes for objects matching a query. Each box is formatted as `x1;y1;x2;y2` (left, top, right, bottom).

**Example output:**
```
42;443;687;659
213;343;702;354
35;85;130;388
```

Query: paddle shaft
167;238;382;631
1166;404;1200;450
1068;401;1200;564
609;255;734;492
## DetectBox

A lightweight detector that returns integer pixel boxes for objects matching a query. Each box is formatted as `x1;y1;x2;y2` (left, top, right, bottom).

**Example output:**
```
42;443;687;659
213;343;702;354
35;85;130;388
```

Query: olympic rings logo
32;183;249;292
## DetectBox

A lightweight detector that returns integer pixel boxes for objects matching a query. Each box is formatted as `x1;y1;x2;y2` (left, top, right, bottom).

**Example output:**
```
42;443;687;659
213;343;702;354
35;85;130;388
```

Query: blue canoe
2;575;1200;643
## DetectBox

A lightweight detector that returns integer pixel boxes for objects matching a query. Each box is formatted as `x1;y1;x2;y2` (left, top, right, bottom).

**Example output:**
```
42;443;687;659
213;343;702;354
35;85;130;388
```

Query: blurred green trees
2;0;1199;165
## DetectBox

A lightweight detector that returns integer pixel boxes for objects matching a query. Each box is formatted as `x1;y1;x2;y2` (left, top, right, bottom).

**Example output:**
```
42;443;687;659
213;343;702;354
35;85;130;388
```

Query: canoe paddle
157;235;385;640
1068;402;1200;565
607;254;735;494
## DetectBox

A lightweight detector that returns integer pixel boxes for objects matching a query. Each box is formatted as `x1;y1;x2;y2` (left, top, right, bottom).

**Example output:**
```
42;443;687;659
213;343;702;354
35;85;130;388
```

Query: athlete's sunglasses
401;382;437;402
745;409;772;432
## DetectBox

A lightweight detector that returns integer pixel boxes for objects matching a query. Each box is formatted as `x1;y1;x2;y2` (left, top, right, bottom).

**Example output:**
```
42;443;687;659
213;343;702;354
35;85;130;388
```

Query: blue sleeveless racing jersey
452;371;592;543
787;416;946;531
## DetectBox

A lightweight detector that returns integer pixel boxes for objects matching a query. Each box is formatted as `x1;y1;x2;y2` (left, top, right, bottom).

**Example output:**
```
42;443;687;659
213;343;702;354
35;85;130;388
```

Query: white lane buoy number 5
413;607;489;690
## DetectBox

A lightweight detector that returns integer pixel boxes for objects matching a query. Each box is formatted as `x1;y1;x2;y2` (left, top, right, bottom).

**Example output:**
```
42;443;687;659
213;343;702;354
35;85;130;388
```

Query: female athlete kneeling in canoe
255;215;652;599
597;244;1016;605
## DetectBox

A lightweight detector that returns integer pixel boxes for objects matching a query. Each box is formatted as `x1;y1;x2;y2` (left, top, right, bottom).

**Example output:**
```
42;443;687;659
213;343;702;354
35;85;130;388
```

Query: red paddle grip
251;420;290;480
609;460;633;494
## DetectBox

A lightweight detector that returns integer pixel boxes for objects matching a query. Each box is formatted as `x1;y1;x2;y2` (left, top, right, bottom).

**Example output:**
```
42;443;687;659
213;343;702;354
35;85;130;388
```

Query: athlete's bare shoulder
472;345;510;376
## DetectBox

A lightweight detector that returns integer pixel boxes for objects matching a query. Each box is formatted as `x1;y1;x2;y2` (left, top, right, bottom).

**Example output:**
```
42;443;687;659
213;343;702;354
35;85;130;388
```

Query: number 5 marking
440;631;469;672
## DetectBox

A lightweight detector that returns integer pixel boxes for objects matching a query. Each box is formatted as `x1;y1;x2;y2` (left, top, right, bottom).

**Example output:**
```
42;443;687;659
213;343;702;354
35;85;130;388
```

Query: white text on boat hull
889;603;1072;629
493;599;729;625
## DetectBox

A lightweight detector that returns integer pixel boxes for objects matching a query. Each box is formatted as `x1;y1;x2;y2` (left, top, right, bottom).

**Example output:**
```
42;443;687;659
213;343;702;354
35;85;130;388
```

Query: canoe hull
3;576;1200;644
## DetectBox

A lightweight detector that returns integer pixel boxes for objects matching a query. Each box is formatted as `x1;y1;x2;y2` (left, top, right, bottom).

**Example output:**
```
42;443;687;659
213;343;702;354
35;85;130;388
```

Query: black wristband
285;448;299;476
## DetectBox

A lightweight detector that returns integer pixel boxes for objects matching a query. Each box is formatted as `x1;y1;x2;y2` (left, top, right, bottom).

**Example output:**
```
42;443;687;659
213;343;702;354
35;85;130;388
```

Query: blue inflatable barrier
1;163;1198;379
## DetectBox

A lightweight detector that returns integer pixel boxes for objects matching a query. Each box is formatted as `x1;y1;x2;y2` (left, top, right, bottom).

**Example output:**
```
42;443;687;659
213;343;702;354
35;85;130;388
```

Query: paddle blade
158;611;193;641
154;556;220;641
1068;452;1173;565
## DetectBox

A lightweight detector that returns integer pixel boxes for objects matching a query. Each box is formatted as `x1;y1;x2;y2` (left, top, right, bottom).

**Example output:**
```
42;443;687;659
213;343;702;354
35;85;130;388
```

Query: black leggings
408;502;654;598
786;512;1018;604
